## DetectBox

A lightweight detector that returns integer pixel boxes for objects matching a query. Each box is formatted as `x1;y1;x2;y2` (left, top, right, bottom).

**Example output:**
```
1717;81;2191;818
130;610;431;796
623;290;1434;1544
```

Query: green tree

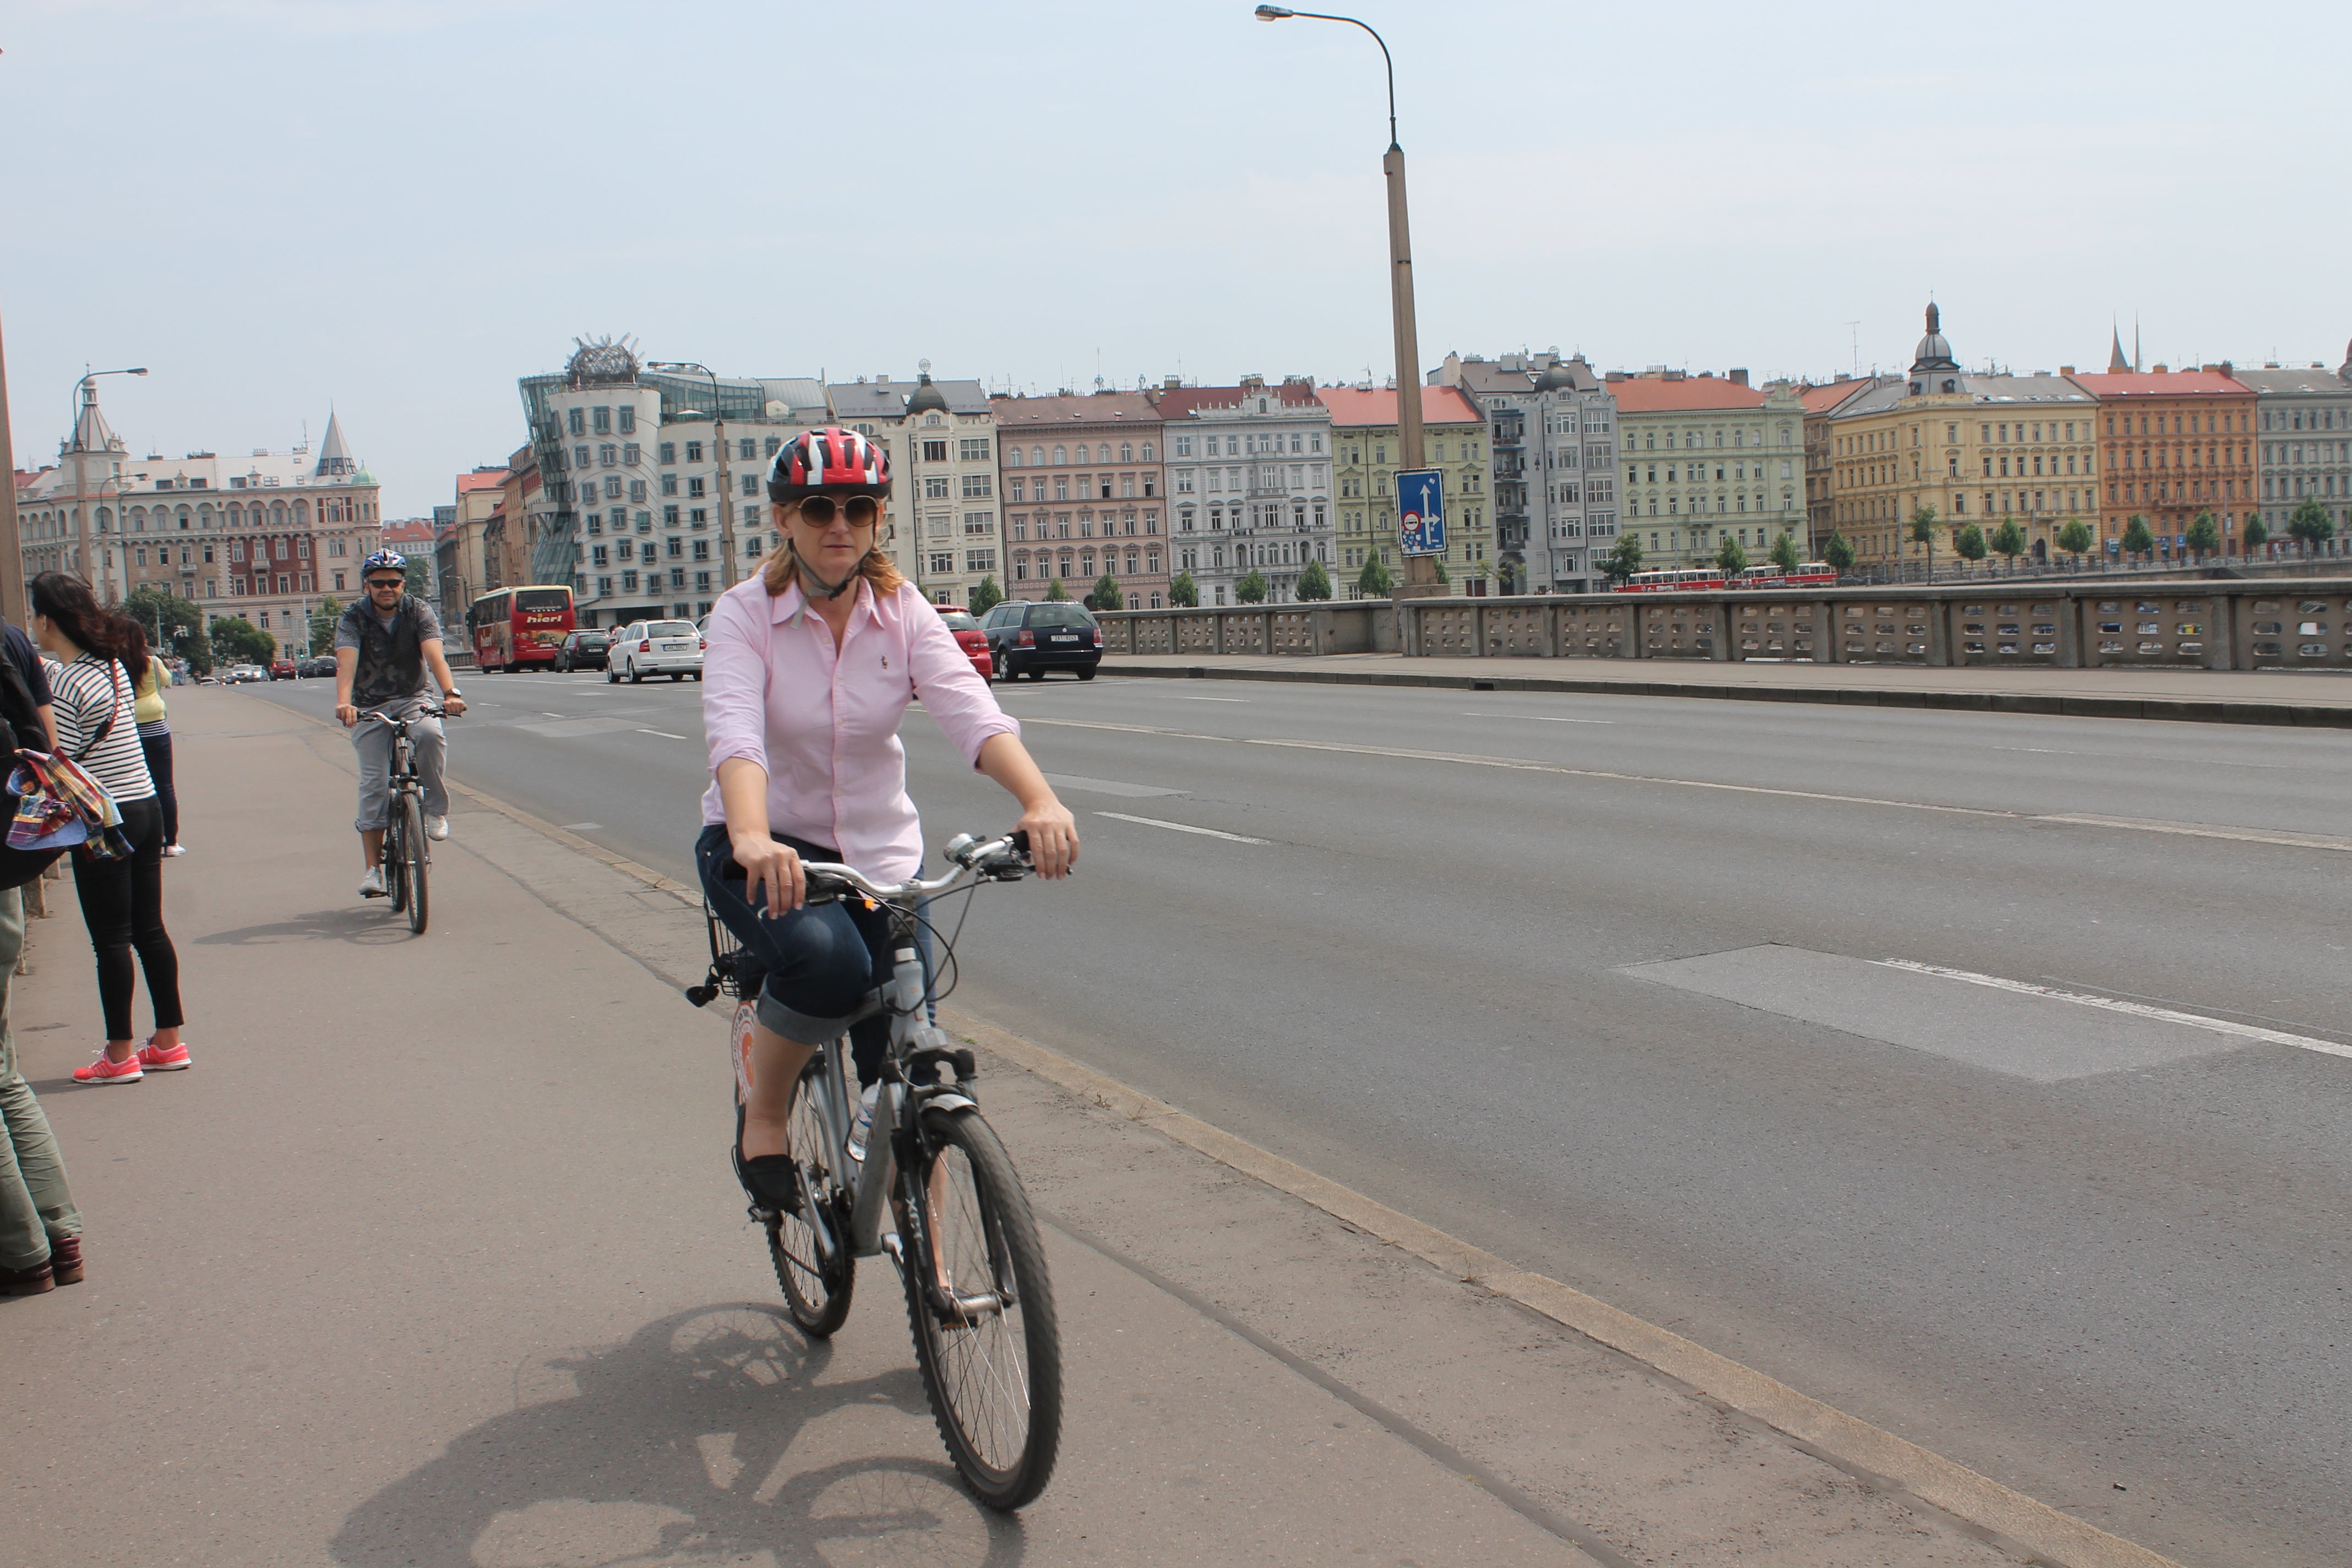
209;615;275;667
2056;518;2095;568
1990;518;2028;572
2288;497;2336;556
1169;570;1200;608
1088;574;1124;612
1044;575;1070;602
1715;535;1748;574
307;594;343;656
1769;530;1802;573
1430;558;1450;585
1821;531;1855;575
1235;568;1269;604
969;574;1004;617
2186;510;2222;562
403;557;431;600
2121;515;2155;561
121;585;211;674
1356;556;1394;598
1908;502;1941;582
1294;559;1333;601
1952;522;1988;574
2241;513;2269;557
1601;534;1644;585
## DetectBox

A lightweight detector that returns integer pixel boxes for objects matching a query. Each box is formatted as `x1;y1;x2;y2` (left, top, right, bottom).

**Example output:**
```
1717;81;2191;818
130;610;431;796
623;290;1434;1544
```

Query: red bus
467;585;576;672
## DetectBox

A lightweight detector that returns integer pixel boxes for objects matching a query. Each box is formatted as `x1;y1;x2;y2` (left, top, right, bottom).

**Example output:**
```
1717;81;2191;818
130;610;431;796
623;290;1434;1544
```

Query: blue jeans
696;824;926;1087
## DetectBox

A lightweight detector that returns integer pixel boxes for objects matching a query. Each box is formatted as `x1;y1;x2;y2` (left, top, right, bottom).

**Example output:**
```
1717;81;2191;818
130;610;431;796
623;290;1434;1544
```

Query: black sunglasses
366;577;406;590
794;494;880;527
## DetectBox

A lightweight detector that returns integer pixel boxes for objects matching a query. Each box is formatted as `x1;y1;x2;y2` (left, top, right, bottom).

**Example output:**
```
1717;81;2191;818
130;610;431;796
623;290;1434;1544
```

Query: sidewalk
1103;652;2352;727
1;689;2136;1567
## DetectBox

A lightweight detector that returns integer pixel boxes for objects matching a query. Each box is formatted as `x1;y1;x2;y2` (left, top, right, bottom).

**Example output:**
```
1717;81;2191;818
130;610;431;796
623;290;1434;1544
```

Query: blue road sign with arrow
1396;468;1445;556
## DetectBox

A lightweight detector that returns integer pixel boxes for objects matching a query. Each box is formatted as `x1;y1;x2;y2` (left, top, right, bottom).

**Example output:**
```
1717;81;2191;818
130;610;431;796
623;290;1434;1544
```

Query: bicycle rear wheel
768;1044;854;1337
400;793;429;935
899;1106;1061;1510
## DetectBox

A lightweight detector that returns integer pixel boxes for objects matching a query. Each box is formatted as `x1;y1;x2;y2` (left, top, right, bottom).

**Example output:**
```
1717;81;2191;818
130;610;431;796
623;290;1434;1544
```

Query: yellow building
1606;369;1806;568
1827;307;2099;573
1318;384;1490;595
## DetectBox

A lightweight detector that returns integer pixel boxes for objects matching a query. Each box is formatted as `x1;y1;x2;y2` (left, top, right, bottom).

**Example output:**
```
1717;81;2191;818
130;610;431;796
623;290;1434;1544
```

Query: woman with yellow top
123;622;183;857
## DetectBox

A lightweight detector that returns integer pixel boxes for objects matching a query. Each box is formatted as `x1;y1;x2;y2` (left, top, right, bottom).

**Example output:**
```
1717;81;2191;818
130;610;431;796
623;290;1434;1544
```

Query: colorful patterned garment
7;751;133;859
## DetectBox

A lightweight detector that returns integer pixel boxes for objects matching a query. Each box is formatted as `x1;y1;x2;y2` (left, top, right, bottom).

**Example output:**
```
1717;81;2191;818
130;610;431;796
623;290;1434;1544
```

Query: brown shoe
1;1259;55;1295
48;1235;83;1286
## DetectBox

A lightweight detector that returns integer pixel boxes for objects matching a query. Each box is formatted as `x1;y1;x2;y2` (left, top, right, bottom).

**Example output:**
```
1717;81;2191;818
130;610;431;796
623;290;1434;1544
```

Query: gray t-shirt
335;594;443;709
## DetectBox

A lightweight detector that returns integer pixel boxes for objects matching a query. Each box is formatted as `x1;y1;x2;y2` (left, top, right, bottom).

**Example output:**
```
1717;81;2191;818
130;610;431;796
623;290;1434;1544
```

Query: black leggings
139;728;179;848
70;797;183;1042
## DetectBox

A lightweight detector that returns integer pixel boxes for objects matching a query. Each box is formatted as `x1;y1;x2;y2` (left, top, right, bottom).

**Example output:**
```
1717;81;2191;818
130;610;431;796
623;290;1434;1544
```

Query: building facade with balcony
1608;369;1805;570
2239;351;2352;551
1319;384;1488;595
830;371;1003;608
2071;362;2255;560
993;393;1168;608
1153;377;1331;607
15;390;382;641
1431;350;1618;594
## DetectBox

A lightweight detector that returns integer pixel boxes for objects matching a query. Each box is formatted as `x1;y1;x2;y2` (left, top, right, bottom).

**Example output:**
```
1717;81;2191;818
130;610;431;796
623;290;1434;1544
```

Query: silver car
608;619;704;684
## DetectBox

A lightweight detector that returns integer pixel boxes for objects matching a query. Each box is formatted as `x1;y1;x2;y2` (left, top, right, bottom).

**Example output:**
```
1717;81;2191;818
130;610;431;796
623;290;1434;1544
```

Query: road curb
1100;659;2352;727
944;1008;2190;1568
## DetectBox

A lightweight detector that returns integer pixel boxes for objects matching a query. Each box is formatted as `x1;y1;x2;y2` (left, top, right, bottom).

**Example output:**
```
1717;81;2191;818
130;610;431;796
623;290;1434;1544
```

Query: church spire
314;408;358;478
2108;322;2130;374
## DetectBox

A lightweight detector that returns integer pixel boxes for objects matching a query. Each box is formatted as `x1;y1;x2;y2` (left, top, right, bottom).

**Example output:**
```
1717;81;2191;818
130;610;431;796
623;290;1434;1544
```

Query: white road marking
637;728;688;740
1150;693;1249;702
560;822;602;831
1874;960;2352;1061
540;711;566;718
1026;717;2351;856
1462;712;1614;723
1044;773;1185;798
1095;811;1267;845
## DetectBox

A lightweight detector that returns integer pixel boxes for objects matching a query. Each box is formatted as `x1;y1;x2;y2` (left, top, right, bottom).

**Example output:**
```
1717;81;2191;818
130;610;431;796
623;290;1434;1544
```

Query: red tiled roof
2066;371;2251;398
1314;385;1483;428
987;393;1162;426
1152;383;1322;418
1798;378;1879;415
455;469;509;493
1605;377;1767;413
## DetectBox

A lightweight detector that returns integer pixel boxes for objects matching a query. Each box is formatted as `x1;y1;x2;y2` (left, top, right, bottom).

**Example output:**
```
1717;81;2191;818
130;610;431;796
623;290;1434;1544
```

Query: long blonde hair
761;502;906;598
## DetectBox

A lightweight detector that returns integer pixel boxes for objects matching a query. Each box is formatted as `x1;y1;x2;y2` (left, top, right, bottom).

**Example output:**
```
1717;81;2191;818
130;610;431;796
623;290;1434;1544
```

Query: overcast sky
7;0;2349;519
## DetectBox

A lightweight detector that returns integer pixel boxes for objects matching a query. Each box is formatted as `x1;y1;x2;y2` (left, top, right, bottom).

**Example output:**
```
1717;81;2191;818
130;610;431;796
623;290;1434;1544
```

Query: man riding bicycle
698;428;1076;1213
334;550;467;899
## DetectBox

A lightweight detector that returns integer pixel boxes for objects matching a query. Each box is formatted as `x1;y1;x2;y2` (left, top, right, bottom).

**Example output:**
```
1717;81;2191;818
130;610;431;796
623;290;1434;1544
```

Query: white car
225;664;269;684
608;619;705;684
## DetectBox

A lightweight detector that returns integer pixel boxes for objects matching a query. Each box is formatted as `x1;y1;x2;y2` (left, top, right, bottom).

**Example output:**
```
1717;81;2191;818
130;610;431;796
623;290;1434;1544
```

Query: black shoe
734;1148;803;1216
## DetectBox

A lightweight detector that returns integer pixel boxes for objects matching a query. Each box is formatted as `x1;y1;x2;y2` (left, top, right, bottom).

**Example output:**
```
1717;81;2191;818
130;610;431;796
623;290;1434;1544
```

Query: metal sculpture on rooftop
565;334;641;389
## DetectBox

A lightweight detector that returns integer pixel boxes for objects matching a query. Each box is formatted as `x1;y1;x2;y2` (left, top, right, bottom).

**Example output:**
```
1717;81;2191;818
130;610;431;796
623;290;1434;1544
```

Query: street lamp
67;366;148;601
647;361;741;598
1255;7;1438;595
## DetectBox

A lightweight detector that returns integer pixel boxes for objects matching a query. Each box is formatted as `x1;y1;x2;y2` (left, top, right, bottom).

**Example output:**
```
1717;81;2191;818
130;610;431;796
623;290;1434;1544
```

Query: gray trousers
352;704;448;831
0;885;80;1270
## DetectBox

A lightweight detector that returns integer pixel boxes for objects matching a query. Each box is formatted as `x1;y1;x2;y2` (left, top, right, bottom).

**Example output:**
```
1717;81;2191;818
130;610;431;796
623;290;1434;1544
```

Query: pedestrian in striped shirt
28;574;189;1085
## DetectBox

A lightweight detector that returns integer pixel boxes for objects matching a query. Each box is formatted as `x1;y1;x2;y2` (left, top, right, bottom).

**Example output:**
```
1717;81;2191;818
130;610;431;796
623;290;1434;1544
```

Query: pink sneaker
137;1039;192;1072
72;1051;144;1085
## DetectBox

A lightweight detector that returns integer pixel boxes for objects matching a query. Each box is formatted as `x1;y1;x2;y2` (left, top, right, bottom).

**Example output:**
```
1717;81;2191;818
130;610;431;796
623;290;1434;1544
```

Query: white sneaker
425;815;451;842
163;843;188;857
358;866;386;898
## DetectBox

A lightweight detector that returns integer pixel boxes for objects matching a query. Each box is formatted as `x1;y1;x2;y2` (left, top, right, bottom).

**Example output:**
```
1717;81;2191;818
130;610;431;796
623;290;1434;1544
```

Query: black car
300;656;337;678
981;600;1102;681
554;629;611;672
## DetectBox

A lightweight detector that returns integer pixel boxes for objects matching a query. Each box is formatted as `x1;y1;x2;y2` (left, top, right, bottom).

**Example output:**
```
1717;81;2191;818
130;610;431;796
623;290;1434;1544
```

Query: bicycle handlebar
798;830;1032;906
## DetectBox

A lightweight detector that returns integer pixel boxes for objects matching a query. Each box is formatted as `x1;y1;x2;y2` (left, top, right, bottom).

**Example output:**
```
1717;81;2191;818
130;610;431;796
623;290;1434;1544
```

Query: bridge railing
1092;580;2352;671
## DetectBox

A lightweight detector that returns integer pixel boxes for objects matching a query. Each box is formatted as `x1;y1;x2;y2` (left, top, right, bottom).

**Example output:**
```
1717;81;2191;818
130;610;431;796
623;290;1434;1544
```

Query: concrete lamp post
646;361;740;596
1254;6;1439;595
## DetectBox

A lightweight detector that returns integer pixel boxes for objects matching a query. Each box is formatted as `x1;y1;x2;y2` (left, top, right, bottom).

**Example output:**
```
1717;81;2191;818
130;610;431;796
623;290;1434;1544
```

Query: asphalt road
254;667;2352;1567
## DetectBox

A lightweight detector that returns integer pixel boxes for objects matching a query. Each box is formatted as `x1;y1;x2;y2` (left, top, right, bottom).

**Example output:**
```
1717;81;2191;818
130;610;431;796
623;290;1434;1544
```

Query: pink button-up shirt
700;574;1019;883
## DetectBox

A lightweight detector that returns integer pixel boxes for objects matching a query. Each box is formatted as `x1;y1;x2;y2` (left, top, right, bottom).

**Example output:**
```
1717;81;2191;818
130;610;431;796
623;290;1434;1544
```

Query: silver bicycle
363;705;444;936
687;830;1061;1511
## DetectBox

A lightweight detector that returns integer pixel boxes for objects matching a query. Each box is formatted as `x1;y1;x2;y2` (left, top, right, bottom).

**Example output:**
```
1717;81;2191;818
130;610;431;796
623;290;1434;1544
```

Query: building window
960;437;991;462
961;472;992;498
923;439;949;462
660;442;676;465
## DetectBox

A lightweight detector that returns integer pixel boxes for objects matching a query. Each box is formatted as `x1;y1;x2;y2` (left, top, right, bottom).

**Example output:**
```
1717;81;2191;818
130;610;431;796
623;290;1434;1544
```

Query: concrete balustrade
1093;580;2352;671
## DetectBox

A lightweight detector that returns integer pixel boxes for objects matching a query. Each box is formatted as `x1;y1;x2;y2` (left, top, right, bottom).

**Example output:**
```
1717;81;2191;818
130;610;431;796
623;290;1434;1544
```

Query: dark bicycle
362;706;444;936
685;830;1061;1510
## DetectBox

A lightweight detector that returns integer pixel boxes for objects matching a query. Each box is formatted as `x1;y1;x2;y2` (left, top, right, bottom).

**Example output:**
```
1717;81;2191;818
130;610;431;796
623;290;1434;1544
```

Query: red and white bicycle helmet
766;427;891;504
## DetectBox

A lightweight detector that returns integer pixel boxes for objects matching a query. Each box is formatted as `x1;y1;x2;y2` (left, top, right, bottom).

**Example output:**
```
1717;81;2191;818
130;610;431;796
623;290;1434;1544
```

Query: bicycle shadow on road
192;907;419;949
331;1302;1027;1568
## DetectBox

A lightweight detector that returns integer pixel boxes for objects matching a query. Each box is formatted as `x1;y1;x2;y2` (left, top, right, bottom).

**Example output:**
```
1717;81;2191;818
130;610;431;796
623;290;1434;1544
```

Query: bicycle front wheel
400;793;429;935
384;813;409;913
771;1048;854;1337
900;1106;1061;1510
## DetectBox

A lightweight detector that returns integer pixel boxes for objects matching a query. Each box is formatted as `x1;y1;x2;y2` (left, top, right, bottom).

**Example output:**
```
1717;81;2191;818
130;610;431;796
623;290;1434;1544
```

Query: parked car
269;657;298;680
607;619;704;683
225;664;268;684
981;600;1102;681
300;656;337;678
934;606;994;681
554;629;610;672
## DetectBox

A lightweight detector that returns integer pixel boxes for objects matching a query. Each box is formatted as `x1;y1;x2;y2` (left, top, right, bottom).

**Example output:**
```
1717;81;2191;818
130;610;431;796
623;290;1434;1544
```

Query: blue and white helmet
362;548;407;575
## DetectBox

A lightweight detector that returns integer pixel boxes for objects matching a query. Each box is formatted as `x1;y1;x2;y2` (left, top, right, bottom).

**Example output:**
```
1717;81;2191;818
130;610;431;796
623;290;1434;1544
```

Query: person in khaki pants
1;881;84;1293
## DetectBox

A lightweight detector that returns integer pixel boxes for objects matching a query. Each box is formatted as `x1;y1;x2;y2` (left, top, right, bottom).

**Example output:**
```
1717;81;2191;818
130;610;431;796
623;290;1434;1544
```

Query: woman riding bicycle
698;427;1076;1212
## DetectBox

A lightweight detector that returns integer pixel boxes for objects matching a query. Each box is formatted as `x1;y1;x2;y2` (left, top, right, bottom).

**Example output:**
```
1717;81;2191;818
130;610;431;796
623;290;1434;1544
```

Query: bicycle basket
685;899;761;1008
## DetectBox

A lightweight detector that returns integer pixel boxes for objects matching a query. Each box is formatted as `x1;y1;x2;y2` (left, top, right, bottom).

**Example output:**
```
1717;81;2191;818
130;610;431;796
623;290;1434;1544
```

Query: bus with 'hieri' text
467;585;576;672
